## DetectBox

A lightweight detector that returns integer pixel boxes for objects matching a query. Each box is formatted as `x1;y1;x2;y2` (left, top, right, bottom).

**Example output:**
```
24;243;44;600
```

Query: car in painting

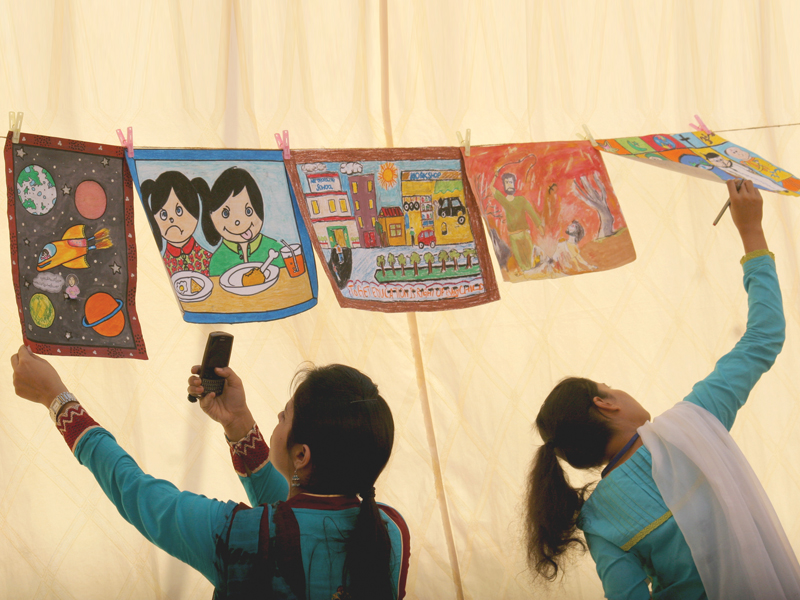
437;196;467;224
417;229;436;249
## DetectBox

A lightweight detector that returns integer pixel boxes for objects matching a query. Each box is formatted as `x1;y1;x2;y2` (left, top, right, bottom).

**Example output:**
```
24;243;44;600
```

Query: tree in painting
572;171;616;238
423;251;434;274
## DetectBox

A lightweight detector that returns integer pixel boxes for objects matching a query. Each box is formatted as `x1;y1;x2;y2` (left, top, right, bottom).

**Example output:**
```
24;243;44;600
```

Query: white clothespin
275;130;291;159
581;124;597;147
456;128;471;156
116;126;134;158
9;112;23;143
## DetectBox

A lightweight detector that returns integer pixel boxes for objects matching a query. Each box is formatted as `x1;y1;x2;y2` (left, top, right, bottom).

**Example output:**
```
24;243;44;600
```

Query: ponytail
525;377;613;581
525;443;588;580
345;488;393;600
289;364;395;599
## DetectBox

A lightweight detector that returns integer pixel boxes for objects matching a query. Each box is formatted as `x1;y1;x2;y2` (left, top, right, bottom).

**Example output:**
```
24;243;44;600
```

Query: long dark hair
525;377;613;581
288;364;395;600
140;171;201;253
193;167;265;246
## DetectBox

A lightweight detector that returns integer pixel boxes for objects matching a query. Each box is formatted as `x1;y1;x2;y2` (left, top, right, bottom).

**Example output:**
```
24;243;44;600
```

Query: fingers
190;365;201;375
726;178;739;196
215;366;242;388
198;392;216;409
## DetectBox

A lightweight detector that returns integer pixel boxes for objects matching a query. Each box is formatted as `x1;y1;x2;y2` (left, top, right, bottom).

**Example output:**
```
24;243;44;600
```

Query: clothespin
581;124;598;147
689;114;713;135
8;111;23;143
456;128;471;156
275;130;290;159
116;126;134;158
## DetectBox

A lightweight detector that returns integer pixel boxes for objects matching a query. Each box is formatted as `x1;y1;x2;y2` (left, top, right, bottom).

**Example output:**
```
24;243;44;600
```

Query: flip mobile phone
188;331;234;402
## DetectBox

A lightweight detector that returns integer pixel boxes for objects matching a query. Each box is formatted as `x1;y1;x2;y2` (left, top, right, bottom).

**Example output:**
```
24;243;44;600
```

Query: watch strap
49;391;78;423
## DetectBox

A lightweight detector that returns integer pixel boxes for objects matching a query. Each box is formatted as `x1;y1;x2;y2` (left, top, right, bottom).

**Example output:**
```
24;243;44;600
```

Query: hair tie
360;486;376;500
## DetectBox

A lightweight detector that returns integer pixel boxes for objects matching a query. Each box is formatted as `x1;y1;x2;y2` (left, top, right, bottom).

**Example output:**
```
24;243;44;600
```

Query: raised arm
188;366;288;505
685;180;785;429
10;347;236;587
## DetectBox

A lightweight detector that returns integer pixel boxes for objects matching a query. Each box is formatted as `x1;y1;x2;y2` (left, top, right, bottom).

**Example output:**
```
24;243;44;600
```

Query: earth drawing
17;165;57;215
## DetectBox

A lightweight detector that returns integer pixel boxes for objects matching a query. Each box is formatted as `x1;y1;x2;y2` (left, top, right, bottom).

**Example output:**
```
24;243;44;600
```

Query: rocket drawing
37;225;113;271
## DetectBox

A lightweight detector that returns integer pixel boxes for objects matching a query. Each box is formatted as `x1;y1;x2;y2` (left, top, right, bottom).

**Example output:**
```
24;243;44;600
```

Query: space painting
5;132;147;359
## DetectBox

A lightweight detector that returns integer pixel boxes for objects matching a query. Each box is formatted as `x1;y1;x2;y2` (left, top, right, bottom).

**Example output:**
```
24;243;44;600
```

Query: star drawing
15;148;26;158
65;332;72;340
62;184;71;195
101;157;110;167
23;280;30;288
23;238;30;246
110;262;122;274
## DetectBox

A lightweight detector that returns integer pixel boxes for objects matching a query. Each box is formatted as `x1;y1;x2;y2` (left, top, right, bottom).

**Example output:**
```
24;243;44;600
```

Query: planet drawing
17;165;57;215
75;180;107;219
82;292;125;337
30;293;56;328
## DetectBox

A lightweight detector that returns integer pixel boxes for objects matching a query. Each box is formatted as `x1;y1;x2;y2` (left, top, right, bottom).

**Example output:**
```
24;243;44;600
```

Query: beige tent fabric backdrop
2;1;800;598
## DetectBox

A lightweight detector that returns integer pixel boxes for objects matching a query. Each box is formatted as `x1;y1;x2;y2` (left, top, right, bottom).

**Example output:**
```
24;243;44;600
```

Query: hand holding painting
712;178;744;226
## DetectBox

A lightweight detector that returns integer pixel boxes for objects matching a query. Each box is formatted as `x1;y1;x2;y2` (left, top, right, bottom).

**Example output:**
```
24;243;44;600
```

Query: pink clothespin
8;111;23;143
275;130;290;159
689;114;713;135
116;126;134;158
456;128;471;156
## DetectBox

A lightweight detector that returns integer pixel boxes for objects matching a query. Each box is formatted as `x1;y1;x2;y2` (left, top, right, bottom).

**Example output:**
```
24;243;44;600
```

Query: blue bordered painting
128;149;318;324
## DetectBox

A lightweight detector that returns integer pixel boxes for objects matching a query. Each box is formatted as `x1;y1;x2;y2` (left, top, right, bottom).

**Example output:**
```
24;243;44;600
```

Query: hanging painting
595;131;800;195
128;149;317;323
286;148;499;312
462;141;635;282
5;132;147;359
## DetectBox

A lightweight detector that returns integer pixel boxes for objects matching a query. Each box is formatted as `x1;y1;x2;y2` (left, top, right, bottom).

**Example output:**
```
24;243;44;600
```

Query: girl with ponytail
524;180;800;599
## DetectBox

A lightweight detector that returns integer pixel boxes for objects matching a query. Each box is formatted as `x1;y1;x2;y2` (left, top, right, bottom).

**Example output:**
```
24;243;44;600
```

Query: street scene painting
128;149;317;324
595;131;800;195
462;141;635;282
5;132;147;359
286;148;498;312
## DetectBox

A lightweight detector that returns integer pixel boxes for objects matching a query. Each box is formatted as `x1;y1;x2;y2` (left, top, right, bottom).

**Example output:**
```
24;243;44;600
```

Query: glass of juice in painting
281;244;305;277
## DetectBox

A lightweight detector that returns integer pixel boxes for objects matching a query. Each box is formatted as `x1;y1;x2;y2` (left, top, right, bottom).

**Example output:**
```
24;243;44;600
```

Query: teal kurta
578;254;785;599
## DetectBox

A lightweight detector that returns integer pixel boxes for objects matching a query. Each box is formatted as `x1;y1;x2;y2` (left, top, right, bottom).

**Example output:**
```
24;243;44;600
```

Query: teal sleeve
586;533;650;600
74;427;237;586
239;463;288;507
684;255;785;430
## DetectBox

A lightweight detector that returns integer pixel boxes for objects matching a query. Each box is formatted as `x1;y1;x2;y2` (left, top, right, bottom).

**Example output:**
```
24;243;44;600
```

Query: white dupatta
638;401;800;600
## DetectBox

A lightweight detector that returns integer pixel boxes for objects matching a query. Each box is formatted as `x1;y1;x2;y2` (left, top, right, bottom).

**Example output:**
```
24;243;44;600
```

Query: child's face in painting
211;189;263;244
157;189;198;245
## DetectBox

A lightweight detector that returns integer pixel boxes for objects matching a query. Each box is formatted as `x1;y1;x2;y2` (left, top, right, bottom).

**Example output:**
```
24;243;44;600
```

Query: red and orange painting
462;141;636;282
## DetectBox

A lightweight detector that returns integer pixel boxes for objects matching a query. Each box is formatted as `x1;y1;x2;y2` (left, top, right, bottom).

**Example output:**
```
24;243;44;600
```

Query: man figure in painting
724;146;800;192
704;152;786;193
492;173;544;272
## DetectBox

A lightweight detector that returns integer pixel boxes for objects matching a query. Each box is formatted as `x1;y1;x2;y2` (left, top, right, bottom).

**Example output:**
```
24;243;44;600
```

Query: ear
292;443;311;470
593;396;620;413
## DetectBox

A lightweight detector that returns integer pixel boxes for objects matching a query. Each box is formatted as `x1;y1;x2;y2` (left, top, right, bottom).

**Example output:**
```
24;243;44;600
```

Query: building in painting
376;206;406;247
349;174;380;248
400;170;474;247
305;173;359;249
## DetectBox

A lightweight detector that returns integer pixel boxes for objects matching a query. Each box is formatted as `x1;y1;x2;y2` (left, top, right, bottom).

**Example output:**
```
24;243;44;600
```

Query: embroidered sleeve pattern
228;424;270;477
56;404;101;454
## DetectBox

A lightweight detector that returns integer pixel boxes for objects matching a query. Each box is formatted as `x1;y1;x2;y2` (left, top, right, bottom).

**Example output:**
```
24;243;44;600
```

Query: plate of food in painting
219;263;280;296
171;271;213;302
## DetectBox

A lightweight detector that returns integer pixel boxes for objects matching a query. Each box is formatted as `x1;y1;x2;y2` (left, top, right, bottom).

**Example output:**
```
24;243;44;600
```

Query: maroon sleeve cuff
227;423;270;476
56;405;101;453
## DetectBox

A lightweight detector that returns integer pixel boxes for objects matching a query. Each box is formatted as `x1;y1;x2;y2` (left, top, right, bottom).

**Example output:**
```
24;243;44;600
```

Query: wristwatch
49;391;78;423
